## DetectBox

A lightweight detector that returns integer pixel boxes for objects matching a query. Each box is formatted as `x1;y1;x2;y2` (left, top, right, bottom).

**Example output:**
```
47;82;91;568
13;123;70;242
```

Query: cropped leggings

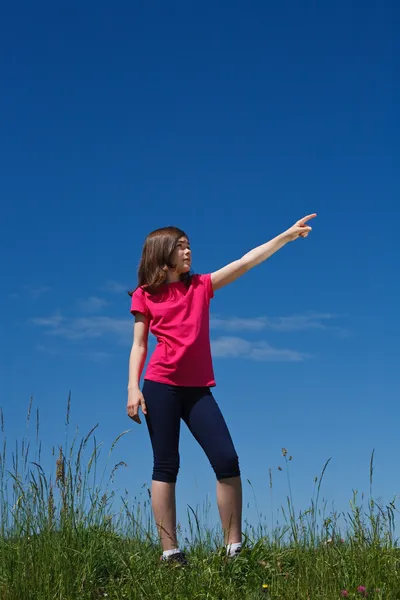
142;380;240;483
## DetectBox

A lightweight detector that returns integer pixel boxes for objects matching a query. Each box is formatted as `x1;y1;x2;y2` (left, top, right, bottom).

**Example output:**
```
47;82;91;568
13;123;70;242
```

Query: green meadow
0;399;398;600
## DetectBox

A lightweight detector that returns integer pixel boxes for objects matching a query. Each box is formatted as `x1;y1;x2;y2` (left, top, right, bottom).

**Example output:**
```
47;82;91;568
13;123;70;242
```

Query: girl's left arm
211;214;316;292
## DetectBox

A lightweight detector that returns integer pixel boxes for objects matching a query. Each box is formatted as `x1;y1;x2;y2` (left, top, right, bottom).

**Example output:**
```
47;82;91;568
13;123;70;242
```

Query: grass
0;397;399;599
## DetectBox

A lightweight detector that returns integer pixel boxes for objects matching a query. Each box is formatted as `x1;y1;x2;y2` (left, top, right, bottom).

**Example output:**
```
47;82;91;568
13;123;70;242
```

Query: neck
165;270;181;284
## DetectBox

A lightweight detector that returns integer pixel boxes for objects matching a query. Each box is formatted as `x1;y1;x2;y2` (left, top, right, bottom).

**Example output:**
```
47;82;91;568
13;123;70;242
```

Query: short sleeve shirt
130;274;215;387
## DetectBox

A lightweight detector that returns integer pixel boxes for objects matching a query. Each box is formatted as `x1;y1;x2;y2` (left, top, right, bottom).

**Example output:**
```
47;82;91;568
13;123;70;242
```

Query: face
170;237;191;274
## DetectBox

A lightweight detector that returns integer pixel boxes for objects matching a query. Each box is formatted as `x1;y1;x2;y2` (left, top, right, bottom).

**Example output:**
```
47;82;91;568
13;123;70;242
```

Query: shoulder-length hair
128;226;191;296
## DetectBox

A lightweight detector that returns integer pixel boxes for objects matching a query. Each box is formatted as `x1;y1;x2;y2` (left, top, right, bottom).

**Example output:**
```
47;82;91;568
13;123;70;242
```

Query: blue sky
1;0;399;539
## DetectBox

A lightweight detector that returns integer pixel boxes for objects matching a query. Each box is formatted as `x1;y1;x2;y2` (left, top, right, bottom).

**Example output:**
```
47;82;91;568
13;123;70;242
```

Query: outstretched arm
211;214;316;292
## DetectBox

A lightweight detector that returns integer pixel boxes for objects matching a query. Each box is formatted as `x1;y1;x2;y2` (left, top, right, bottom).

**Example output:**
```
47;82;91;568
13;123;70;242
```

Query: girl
127;214;316;565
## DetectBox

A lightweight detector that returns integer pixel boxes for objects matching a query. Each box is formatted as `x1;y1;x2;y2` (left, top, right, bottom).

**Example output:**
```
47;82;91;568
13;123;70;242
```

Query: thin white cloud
32;309;340;355
33;314;64;328
101;280;129;294
249;341;310;362
77;296;108;313
32;314;131;341
211;313;342;333
263;313;337;332
210;317;267;332
211;336;309;362
211;336;252;358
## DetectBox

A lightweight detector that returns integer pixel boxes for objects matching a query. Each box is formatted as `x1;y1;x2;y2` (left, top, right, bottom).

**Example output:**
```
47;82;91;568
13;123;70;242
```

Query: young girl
127;214;316;565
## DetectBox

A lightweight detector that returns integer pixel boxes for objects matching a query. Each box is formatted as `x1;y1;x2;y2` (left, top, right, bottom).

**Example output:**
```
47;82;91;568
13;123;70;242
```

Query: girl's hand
286;214;317;241
127;388;147;424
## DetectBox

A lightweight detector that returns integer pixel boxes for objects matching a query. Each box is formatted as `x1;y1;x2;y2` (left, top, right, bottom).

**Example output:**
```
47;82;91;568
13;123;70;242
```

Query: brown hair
128;226;191;295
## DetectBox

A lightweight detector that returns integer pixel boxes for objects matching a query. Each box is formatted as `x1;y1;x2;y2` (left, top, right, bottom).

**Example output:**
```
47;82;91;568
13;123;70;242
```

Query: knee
152;455;180;483
213;452;240;480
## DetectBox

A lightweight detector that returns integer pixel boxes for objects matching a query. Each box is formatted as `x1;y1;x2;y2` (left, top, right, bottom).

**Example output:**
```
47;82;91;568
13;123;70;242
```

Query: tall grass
0;398;399;599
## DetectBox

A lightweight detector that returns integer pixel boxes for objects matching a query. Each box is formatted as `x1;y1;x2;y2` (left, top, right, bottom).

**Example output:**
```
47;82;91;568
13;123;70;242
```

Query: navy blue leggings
142;380;240;483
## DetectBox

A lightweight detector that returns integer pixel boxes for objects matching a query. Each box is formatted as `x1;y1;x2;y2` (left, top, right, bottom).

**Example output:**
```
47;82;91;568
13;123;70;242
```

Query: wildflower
282;448;287;457
340;592;349;598
258;560;268;567
262;584;269;589
357;586;368;596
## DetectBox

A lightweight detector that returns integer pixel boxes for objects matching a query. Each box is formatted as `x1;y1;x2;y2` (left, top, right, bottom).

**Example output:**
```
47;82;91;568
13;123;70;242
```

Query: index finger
299;213;317;224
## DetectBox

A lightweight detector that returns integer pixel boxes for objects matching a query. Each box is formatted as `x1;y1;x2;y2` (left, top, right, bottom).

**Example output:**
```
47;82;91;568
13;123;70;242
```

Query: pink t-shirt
130;274;215;387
